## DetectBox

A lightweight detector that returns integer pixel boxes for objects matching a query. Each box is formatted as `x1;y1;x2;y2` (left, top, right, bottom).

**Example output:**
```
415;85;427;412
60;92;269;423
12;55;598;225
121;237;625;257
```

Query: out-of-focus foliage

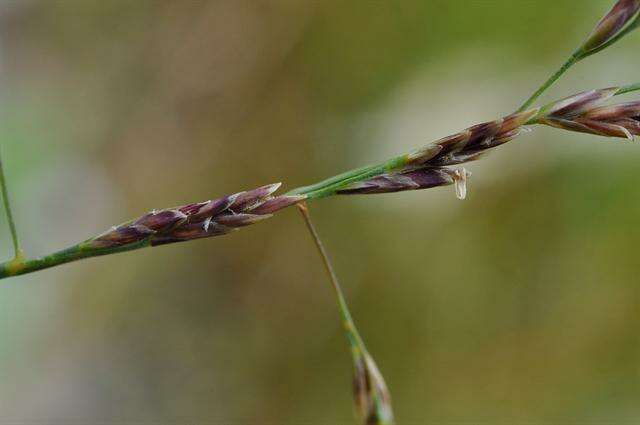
1;1;639;423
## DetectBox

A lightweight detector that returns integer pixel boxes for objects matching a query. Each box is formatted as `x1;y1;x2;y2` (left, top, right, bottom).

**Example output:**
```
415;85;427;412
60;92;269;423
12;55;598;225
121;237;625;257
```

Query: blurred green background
1;0;639;423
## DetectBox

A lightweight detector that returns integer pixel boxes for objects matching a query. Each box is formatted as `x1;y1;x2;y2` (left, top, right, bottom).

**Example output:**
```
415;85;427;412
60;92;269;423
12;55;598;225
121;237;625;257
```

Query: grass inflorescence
1;1;639;424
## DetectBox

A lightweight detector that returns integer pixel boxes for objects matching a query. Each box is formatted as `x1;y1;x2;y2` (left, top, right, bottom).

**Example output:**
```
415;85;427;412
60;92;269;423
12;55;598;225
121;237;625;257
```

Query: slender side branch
517;54;580;112
297;203;394;425
518;0;640;112
297;203;354;327
0;147;23;262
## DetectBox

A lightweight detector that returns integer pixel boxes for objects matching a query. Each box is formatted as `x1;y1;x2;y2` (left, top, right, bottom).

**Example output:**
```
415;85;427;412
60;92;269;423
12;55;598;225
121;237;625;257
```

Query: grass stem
517;53;580;112
296;202;361;344
0;147;24;262
297;202;393;424
616;82;640;95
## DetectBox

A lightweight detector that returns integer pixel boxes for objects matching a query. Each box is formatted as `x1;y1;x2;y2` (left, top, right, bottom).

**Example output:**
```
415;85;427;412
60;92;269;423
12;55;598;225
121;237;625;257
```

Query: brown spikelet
537;92;640;140
86;185;305;249
581;0;640;54
343;108;538;199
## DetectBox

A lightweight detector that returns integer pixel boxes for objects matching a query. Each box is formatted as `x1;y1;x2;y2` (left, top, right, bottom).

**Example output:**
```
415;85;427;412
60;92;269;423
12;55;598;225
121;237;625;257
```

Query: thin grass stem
296;202;361;344
616;82;640;95
0;147;23;262
0;239;151;278
297;202;394;424
517;53;580;112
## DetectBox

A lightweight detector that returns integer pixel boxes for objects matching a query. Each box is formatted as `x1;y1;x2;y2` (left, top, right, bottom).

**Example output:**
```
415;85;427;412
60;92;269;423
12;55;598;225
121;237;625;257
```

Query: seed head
86;183;305;249
581;0;640;55
91;225;155;248
231;183;282;211
540;88;619;118
133;210;187;232
353;350;394;425
338;168;456;195
341;109;537;199
248;195;306;214
537;91;640;140
409;108;538;167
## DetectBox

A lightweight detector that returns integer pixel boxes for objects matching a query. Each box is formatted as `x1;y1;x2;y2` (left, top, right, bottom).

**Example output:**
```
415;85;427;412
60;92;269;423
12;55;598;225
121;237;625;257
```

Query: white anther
453;168;470;200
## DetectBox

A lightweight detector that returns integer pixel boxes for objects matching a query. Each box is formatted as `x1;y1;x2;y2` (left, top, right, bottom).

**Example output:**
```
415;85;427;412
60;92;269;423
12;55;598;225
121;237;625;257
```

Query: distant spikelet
352;350;394;425
581;0;640;55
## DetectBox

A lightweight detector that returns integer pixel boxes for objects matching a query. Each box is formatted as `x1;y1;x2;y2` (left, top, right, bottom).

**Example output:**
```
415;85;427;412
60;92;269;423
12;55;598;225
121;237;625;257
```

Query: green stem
0;147;23;260
287;154;408;200
517;53;580;112
296;202;365;348
616;83;640;96
297;202;394;423
0;239;150;279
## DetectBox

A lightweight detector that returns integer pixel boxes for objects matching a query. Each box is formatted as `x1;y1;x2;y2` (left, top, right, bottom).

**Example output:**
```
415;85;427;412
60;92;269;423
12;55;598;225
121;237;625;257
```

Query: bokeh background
1;1;640;423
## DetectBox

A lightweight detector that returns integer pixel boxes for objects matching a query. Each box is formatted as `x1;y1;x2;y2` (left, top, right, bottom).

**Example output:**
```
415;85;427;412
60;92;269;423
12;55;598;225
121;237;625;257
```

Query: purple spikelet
342;108;538;200
541;88;619;118
338;168;456;195
581;0;640;54
407;108;539;167
537;91;640;140
86;184;305;249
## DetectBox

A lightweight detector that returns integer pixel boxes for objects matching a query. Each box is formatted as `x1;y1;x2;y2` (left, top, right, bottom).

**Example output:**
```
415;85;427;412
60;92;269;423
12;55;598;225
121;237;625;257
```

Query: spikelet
339;109;538;199
86;183;305;248
536;88;640;141
580;0;640;56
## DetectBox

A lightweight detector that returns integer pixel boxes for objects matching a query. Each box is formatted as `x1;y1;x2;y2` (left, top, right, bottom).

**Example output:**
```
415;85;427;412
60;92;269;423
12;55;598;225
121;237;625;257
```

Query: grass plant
1;1;639;423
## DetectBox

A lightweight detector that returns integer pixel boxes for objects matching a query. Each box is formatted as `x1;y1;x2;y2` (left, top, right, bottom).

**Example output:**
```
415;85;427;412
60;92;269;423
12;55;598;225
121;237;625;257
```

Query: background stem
0;147;22;260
